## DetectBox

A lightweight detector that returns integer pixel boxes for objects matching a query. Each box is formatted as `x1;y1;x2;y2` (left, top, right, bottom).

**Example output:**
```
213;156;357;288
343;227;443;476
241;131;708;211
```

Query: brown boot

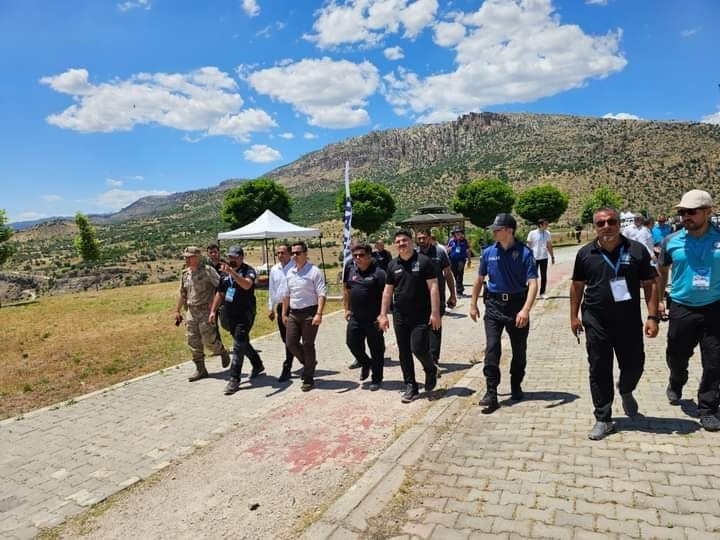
188;360;208;382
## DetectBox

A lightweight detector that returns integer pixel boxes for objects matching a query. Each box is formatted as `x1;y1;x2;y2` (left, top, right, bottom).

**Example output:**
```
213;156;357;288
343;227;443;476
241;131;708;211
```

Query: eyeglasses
352;252;368;258
594;218;618;227
677;208;706;216
291;251;304;256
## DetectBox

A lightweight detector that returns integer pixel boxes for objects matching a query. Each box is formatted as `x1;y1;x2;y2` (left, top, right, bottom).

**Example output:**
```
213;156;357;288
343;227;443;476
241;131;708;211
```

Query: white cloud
305;0;438;49
117;0;151;12
41;194;62;202
603;112;641;120
40;67;276;141
244;144;282;163
383;0;627;123
242;0;260;17
384;46;405;60
433;21;465;47
681;27;700;38
106;178;124;187
278;132;294;139
304;132;318;139
585;0;608;5
17;212;46;220
701;110;720;125
131;175;144;181
246;57;379;128
91;189;171;211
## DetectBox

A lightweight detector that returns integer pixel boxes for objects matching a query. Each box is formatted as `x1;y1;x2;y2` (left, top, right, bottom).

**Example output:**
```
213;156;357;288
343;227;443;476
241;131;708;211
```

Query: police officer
658;189;720;432
416;228;456;365
447;227;471;296
210;245;265;395
469;214;538;413
344;242;386;390
571;207;659;440
175;246;230;381
378;230;440;403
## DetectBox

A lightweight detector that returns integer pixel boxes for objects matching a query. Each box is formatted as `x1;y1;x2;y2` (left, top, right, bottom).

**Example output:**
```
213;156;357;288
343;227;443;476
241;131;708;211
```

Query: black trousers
393;313;436;387
276;304;293;366
429;326;442;364
228;311;263;379
536;258;549;295
450;259;466;294
346;317;384;383
666;301;720;416
286;306;320;384
583;310;645;422
483;297;529;393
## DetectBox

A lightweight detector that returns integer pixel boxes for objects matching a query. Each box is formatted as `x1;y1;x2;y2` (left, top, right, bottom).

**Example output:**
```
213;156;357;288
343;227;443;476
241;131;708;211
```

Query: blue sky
1;0;718;224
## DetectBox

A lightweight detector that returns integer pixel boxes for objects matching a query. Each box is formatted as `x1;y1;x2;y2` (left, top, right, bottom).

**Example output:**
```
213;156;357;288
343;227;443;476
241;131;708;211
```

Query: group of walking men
175;188;720;440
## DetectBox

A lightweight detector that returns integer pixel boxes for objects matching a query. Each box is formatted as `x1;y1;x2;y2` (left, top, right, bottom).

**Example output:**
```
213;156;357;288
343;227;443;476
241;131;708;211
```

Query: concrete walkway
2;244;718;539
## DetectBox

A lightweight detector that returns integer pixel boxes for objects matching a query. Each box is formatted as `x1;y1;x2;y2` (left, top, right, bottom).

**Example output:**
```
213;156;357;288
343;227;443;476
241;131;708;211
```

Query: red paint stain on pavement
285;433;370;473
360;416;373;429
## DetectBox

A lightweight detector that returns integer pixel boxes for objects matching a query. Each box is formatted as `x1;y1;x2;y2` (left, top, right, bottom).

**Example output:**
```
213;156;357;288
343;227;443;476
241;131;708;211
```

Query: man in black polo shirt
210;245;266;395
378;230;441;403
470;213;538;414
571;207;659;440
344;242;386;390
416;228;456;365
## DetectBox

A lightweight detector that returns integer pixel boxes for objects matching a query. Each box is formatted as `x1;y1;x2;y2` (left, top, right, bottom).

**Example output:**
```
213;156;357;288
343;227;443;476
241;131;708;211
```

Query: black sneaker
479;391;499;414
401;383;419;403
360;364;370;381
301;381;314;392
369;381;382;391
511;386;524;401
224;378;240;395
621;392;639;417
700;414;720;432
425;369;437;393
666;385;681;405
349;360;361;369
250;364;266;379
277;369;291;383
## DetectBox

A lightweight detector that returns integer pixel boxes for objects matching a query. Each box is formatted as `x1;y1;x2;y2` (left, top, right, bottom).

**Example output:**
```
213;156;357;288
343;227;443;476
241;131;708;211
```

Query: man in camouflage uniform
175;246;230;381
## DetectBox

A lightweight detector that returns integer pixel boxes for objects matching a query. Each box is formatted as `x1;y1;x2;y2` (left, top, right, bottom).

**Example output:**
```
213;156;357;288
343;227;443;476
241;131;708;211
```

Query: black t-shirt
372;249;392;271
386;251;435;317
417;245;450;306
217;263;257;318
345;262;386;321
571;237;657;320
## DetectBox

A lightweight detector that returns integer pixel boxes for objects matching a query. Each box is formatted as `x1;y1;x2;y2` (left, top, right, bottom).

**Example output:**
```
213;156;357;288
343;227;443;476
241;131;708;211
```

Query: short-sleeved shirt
386;251;435;318
658;226;720;307
417;244;450;306
217;262;257;318
181;265;220;308
526;228;552;260
286;262;327;309
479;241;538;294
572;237;657;319
372;249;392;271
345;262;386;321
447;237;469;262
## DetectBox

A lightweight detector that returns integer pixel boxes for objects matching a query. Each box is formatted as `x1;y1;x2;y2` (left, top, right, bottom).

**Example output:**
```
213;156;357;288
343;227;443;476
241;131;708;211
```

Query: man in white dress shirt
267;244;295;382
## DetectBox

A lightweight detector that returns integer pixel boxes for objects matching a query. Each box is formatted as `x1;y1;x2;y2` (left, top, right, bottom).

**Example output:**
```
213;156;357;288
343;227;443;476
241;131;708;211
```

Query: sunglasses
291;251;305;256
352;252;368;258
677;208;706;217
594;218;618;227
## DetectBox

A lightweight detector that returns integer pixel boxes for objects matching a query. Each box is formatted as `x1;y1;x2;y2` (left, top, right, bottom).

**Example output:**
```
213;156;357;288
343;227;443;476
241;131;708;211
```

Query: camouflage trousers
186;307;225;361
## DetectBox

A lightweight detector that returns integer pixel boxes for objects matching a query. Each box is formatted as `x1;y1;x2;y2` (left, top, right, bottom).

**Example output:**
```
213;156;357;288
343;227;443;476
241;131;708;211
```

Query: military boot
188;360;208;382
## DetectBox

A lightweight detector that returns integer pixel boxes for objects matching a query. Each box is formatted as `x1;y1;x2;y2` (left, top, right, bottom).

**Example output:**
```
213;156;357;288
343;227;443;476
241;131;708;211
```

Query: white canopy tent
217;209;326;280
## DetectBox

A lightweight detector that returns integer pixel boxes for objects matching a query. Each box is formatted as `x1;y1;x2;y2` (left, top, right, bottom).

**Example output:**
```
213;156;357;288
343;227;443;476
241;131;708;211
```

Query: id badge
692;268;711;290
610;277;631;302
225;286;236;302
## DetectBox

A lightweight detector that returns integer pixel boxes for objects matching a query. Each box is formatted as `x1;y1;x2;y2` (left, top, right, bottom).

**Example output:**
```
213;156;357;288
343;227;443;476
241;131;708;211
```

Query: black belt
289;305;318;314
485;291;527;302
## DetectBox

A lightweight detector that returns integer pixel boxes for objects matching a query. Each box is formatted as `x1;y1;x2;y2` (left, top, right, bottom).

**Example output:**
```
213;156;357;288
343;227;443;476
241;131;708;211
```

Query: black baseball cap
488;213;517;231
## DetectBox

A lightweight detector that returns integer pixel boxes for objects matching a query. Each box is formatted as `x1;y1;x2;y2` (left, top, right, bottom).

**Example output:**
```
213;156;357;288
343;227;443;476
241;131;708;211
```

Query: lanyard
600;246;625;278
686;234;711;267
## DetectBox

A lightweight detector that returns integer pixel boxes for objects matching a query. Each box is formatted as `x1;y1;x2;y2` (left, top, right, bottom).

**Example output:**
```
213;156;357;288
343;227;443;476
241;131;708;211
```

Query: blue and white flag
342;160;352;267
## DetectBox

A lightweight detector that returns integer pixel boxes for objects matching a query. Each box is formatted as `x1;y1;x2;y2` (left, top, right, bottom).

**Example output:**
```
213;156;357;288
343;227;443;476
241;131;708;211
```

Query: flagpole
341;160;352;281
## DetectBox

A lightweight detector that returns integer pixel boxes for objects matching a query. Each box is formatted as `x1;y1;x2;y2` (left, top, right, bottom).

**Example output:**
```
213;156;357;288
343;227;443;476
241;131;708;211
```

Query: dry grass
0;282;341;420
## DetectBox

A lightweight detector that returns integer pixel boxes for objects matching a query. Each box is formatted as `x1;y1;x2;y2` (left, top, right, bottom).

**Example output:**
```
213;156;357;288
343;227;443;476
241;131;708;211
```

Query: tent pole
318;233;327;285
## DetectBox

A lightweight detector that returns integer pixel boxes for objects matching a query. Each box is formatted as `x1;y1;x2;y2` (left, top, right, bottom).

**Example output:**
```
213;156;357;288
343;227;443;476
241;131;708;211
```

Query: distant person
372;239;392;272
282;242;327;392
570;207;659;441
175;246;230;382
526;218;555;299
343;242;386;390
416;228;456;365
378;230;440;403
469;214;538;414
447;227;472;296
623;213;654;258
210;245;265;395
206;244;224;274
268;244;295;382
651;214;672;256
658;189;720;432
574;224;583;243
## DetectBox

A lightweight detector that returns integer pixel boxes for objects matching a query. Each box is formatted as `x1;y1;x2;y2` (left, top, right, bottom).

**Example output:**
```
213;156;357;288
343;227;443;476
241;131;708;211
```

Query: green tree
452;178;515;227
515;184;569;224
336;179;396;236
221;178;292;229
74;212;101;264
580;186;624;224
0;209;15;266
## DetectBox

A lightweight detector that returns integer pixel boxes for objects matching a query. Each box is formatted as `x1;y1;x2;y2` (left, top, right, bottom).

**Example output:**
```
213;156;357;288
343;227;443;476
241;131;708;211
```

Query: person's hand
174;312;183;326
377;314;389;331
515;308;530;328
551;256;555;265
344;309;352;321
447;294;457;309
429;313;442;330
282;313;289;327
469;304;479;322
658;301;667;320
268;309;275;321
570;317;584;336
312;313;323;326
208;312;216;325
645;319;659;338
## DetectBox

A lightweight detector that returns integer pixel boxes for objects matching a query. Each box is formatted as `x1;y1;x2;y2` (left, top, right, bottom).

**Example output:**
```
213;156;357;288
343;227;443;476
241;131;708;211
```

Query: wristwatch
647;315;661;322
